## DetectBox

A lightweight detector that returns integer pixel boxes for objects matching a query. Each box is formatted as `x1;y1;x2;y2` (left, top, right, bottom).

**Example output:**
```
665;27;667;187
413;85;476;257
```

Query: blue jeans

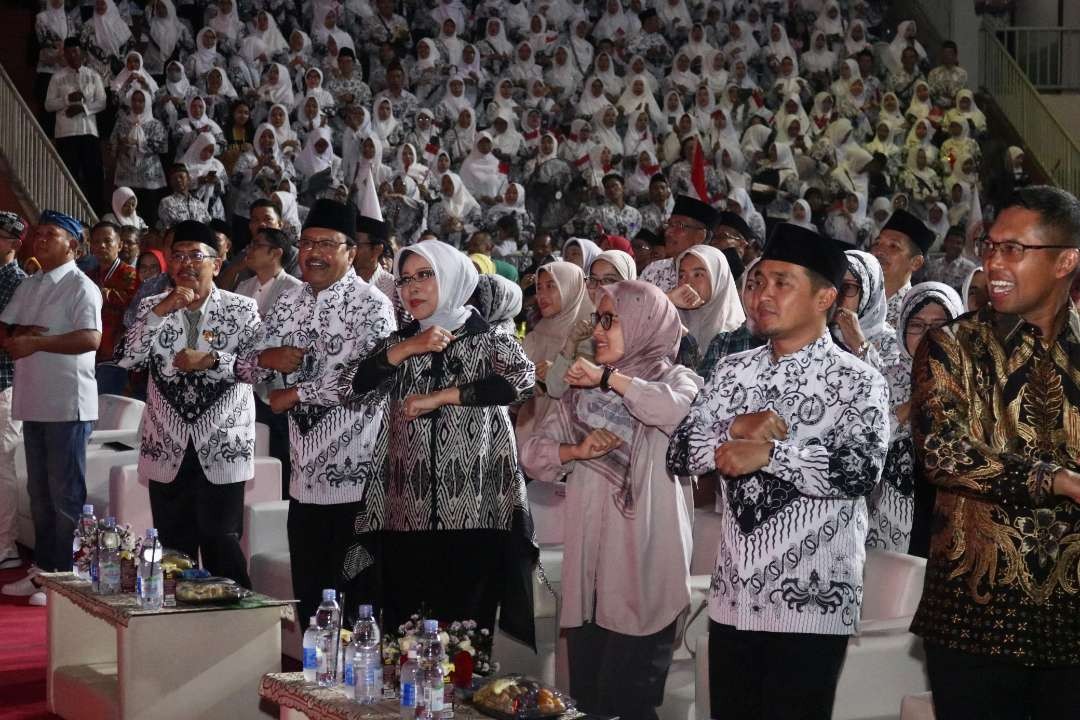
23;421;93;572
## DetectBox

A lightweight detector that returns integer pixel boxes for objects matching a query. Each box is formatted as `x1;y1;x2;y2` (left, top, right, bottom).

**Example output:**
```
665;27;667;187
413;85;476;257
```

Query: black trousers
565;620;678;720
148;442;251;588
708;621;849;720
287;499;373;626
926;642;1080;720
255;394;291;498
55;134;106;215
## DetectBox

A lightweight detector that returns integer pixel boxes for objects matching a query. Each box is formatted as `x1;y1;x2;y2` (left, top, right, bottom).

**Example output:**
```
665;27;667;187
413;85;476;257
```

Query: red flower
452;650;474;689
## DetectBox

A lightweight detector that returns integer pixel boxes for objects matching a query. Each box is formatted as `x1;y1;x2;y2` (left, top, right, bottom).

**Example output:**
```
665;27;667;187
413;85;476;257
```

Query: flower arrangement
383;614;497;688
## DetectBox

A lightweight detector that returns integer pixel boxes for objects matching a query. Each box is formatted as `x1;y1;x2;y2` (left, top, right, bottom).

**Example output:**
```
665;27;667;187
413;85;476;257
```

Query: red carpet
0;562;58;720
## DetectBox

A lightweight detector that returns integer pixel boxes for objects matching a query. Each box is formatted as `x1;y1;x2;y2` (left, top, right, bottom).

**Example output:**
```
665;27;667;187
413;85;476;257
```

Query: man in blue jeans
0;210;102;607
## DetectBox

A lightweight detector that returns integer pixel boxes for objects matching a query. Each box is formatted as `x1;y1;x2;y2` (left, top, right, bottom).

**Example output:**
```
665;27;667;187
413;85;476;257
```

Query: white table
42;573;290;720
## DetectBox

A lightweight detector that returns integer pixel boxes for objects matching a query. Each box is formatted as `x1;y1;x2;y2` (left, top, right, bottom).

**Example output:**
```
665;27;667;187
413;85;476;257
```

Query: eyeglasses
170;250;218;264
298;238;349;252
665;220;706;234
905;319;945;336
394;269;436;288
975;237;1078;262
839;281;861;298
586;275;620;288
591;311;617;330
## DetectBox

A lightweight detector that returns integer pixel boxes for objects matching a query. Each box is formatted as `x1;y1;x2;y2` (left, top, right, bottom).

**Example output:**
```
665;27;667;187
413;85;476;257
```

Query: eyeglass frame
170;250;219;264
586;275;621;288
394;268;437;288
975;236;1078;261
297;238;351;252
905;319;945;336
839;280;862;298
591;311;617;330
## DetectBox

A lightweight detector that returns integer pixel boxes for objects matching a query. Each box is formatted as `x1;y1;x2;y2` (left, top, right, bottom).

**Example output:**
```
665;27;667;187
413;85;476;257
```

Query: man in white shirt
121;220;262;587
235;226;301;496
237;199;395;623
668;224;890;719
0;211;102;606
44;39;107;215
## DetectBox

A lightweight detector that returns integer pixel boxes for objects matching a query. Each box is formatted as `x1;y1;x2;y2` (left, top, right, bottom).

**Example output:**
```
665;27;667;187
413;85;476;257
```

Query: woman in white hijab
592;106;624;159
208;0;242;43
188;27;224;78
886;20;928;75
905;118;938;164
563;238;602;271
671;245;746;363
174;95;224;159
802;30;838;77
444;107;477;164
345;134;392;199
905;80;933;123
258;62;295;108
844;19;870;58
899;146;942;205
112;51;159;100
681;23;715;66
510;41;543;87
105;186;148;230
623;112;658;163
372;97;402;153
293;95;329;146
251;10;288;54
814;1;846;39
593;0;631;42
568;18;595;77
789;199;817;230
944;89;988;136
436;17;464;67
180;131;227;219
579;77;615;119
431;172;482;234
88;0;132;63
665;52;699;97
111;88;167;195
438;75;474;125
624;150;661;202
298;67;335;112
593;51;625;97
545;46;582;102
395;143;430;186
460;132;507;203
703;50;730;99
825;191;870;247
764;23;797;67
481;18;515;63
293;126;341;187
716;141;750;192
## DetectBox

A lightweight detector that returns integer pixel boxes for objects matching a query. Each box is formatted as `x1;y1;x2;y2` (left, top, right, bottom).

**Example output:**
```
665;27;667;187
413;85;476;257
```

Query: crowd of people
0;0;1077;719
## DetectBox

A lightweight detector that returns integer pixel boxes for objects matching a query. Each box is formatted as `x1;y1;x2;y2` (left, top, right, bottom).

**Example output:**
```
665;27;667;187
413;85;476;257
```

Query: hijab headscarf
887;20;928;74
253;11;288;54
675;245;745;349
149;0;180;59
843;250;890;341
205;67;237;99
110;187;139;227
471;274;522;334
442;173;481;219
91;0;132;58
373;98;400;147
395;239;479;331
563;281;682;507
180;131;222;178
261;63;295;106
165;61;191;98
896;282;964;362
294;126;335;177
589;249;637;281
208;0;242;39
113;51;159;95
39;0;69;42
564;238;601;271
523;261;593;364
193;28;220;76
459;132;503;198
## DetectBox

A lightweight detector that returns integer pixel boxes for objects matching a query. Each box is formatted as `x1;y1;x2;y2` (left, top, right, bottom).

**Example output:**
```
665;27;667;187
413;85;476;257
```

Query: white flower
458;639;474;655
438;631;451;647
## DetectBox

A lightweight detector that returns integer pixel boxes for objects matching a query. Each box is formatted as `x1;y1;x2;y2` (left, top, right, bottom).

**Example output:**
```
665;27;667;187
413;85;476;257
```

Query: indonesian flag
966;181;984;257
498;161;511;175
690;137;710;204
573;153;591;168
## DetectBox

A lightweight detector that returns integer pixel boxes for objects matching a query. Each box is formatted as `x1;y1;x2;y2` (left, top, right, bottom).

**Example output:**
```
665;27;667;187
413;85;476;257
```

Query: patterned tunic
924;254;978;295
911;306;1080;666
640;258;677;292
667;332;889;635
236;269;395;505
156;192;211;230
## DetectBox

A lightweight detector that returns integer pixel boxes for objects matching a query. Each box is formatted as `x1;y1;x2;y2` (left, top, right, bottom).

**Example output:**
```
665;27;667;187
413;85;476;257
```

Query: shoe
28;590;46;606
0;555;22;570
1;573;42;597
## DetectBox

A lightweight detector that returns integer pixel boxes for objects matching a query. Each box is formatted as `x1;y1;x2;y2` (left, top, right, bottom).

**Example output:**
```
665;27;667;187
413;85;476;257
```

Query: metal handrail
992;27;1080;91
981;27;1080;196
0;62;97;223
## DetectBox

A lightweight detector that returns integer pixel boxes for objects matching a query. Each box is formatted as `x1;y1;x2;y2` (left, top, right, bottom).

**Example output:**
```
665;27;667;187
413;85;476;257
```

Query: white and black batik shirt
667;331;890;636
237;269;396;505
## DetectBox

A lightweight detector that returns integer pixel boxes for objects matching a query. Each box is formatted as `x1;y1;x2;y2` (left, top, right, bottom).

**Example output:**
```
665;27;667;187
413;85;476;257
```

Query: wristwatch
600;365;616;391
209;351;221;370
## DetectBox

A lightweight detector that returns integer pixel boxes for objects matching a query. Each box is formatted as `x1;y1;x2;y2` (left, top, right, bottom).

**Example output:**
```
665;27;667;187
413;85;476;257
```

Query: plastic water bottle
343;624;356;698
302;616;319;683
72;504;96;581
314;589;341;688
137;528;163;610
416;619;446;719
352;604;382;704
97;517;121;595
399;647;420;718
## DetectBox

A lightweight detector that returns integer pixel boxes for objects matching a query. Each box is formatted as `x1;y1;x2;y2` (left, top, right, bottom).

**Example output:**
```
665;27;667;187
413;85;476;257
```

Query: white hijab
294;126;335;178
442;173;481;219
395;239;479;331
149;0;180;58
675;245;746;348
459;132;503;197
91;0;132;58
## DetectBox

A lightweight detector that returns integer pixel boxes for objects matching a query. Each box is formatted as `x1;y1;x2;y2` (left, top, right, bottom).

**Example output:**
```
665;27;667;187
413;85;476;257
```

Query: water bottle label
303;647;317;670
363;666;380;686
427;686;445;712
400;681;416;707
142;575;161;599
101;562;120;589
344;663;355;687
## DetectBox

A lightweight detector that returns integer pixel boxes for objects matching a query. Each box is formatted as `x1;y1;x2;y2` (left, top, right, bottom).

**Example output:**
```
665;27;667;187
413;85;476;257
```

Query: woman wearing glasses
342;239;537;638
894;282;964;558
520;280;701;720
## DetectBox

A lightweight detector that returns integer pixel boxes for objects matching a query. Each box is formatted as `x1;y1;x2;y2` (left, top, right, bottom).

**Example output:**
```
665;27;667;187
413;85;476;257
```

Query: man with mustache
121;220;260;587
237;199;396;624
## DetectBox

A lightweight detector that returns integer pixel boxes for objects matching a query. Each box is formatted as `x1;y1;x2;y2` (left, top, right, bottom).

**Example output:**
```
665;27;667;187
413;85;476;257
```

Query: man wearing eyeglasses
121;220;261;588
237;199;396;624
910;186;1080;717
640;195;718;292
868;209;933;327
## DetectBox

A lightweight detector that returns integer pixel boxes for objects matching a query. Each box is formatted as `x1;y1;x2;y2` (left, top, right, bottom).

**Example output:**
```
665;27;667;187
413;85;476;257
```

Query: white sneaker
1;573;42;597
0;555;22;570
28;590;46;606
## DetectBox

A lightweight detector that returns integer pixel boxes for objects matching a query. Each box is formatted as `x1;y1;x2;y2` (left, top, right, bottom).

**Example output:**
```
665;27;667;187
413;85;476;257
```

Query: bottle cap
83;504;94;514
358;603;372;617
322;588;337;602
105;516;117;527
146;528;158;539
423;619;438;633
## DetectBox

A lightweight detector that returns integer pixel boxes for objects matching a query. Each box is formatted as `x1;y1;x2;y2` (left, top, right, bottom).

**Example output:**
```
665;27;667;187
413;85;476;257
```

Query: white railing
992;27;1080;91
0;63;97;222
981;28;1080;196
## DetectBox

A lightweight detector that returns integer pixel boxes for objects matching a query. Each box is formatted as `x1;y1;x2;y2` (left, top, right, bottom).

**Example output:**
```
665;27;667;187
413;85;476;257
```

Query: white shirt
885;282;911;329
639;257;677;292
237;269;396;504
0;260;102;422
667;332;890;636
44;65;108;139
